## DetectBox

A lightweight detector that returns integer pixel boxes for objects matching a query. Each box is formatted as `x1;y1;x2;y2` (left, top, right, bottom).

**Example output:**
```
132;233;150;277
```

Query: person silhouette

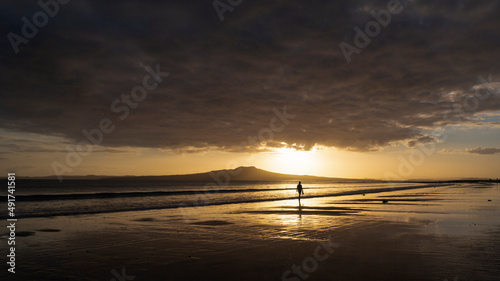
297;181;304;200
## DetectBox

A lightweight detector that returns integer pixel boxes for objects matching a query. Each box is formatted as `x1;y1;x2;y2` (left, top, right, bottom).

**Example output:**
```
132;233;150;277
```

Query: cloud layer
1;0;500;152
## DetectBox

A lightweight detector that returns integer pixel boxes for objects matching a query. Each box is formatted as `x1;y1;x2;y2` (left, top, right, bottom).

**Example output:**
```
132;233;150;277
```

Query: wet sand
3;183;500;281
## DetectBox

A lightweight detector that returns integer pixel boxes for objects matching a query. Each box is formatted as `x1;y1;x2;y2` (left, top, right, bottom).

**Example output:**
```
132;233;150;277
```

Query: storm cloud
1;0;500;152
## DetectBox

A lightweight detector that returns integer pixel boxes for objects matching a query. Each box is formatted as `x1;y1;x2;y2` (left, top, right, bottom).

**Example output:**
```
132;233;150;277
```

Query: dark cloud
0;143;66;153
407;135;437;147
442;147;500;155
466;147;500;155
1;0;500;152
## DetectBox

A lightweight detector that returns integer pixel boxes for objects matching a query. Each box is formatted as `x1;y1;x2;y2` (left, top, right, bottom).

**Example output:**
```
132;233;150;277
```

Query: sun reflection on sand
241;197;358;241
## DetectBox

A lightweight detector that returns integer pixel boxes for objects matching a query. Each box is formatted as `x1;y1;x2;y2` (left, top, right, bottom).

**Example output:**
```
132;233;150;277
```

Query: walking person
297;181;304;201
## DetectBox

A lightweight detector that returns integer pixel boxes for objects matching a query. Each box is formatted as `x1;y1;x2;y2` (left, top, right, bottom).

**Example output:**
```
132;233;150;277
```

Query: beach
3;182;500;281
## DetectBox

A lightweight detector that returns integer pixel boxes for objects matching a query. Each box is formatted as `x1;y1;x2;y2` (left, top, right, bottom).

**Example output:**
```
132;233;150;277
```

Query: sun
267;147;320;176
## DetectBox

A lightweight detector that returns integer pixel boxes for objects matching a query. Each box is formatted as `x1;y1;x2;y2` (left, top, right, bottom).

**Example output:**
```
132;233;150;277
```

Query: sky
1;0;500;180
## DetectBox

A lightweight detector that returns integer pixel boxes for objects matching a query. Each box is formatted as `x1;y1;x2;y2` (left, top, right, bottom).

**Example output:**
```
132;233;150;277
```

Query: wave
17;188;294;201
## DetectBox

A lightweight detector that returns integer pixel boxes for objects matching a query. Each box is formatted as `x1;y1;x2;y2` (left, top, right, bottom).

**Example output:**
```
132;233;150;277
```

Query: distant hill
104;166;357;182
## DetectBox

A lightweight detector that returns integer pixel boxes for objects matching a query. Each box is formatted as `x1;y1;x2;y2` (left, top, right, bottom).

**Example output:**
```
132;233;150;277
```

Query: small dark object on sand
488;199;492;202
382;200;389;204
